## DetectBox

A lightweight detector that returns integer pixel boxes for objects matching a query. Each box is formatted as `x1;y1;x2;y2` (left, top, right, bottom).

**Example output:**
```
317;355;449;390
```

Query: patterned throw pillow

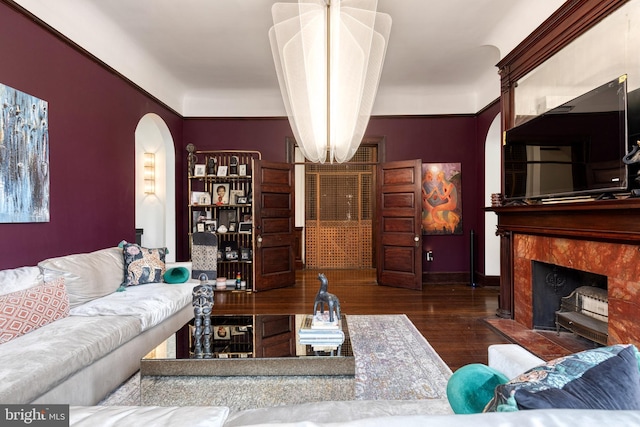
0;277;69;344
484;344;640;412
122;243;167;287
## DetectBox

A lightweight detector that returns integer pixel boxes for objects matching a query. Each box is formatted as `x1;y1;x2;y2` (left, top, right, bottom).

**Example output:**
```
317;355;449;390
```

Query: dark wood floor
212;269;511;371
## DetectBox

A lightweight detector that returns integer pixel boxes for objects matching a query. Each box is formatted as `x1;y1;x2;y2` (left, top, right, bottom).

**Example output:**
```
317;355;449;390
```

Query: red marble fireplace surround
491;198;640;347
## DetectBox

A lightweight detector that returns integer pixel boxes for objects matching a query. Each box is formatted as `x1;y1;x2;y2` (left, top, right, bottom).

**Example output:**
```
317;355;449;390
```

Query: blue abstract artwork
0;84;49;223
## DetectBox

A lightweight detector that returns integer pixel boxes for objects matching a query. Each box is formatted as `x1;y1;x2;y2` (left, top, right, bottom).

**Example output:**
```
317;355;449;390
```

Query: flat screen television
503;75;629;201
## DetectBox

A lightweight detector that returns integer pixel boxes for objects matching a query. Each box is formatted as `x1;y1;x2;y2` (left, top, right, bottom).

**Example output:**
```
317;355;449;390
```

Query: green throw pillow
447;363;509;414
163;267;190;284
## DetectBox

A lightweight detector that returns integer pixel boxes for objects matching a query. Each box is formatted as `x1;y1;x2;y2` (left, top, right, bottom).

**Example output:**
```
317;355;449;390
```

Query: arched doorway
484;114;501;276
134;113;176;262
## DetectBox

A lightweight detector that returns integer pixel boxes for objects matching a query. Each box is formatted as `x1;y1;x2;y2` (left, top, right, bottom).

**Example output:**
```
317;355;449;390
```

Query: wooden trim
497;0;629;129
422;272;468;285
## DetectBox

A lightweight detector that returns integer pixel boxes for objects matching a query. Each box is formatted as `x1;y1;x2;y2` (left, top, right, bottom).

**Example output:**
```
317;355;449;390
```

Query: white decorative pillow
38;247;124;308
0;277;69;344
0;266;42;295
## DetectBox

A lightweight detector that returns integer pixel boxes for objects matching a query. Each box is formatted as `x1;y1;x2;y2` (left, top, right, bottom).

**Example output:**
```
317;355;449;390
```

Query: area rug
99;314;452;406
347;314;452;400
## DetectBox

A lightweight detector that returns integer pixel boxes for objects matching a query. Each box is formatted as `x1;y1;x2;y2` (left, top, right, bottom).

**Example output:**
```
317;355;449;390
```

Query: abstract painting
0;84;49;223
421;162;462;235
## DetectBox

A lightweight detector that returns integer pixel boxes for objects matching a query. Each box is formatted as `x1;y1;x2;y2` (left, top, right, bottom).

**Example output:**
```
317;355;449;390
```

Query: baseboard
422;271;500;286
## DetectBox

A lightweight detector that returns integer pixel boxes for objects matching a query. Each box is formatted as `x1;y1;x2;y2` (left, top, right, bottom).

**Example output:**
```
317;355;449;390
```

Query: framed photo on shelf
236;196;248;205
196;223;205;232
218;209;237;228
199;193;211;205
240;247;253;261
228;222;237;232
194;164;206;177
213;183;230;205
225;249;239;261
205;220;217;233
216;165;228;177
238;222;252;234
230;189;244;205
229;156;239;176
238;164;247;176
192;211;206;230
214;326;231;340
191;191;208;205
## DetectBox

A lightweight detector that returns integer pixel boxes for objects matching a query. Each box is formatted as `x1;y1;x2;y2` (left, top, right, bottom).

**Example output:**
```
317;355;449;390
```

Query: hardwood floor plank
212;269;510;371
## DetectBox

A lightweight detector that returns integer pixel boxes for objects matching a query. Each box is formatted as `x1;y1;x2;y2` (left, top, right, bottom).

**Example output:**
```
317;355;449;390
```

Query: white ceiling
13;0;565;117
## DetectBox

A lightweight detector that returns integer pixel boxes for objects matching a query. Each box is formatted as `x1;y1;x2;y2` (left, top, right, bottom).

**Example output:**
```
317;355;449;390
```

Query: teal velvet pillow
164;267;190;284
446;363;509;414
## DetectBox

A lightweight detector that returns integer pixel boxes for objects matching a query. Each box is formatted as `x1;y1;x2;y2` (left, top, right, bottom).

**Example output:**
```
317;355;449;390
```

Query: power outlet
426;250;434;262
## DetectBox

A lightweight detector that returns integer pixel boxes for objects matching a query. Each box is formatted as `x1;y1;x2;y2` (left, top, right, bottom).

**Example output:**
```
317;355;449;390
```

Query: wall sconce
143;152;155;194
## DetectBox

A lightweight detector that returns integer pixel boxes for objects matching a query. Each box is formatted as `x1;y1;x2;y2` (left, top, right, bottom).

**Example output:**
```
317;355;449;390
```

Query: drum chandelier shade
269;0;391;163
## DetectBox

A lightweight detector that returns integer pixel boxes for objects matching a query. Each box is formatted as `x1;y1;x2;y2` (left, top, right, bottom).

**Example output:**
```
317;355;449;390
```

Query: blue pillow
447;363;509;414
163;267;190;284
485;344;640;412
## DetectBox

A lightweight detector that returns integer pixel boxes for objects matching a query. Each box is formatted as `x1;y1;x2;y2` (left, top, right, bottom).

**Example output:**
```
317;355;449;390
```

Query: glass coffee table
140;314;355;410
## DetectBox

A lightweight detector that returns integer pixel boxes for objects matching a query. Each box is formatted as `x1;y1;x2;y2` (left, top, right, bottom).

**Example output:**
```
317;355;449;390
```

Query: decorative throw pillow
446;363;509;414
0;277;69;344
121;242;167;287
485;344;640;412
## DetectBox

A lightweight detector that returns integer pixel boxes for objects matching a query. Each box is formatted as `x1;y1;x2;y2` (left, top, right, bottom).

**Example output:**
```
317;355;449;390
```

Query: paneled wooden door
376;159;422;290
253;160;296;291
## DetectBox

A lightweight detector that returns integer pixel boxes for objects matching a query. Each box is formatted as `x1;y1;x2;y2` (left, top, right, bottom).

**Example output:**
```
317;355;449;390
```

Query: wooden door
254;315;295;357
376;159;422;290
253;160;296;291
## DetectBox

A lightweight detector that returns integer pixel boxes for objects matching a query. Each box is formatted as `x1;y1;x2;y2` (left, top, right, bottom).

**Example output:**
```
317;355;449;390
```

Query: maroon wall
182;114;485;274
0;3;183;269
1;1;500;278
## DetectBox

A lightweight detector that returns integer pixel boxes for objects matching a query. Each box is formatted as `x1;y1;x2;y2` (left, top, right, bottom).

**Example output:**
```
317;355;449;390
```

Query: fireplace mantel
491;198;640;243
488;198;640;346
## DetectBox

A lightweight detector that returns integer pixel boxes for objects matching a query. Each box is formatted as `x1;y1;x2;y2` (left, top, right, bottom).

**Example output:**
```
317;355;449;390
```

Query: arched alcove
135;113;176;262
484;114;501;276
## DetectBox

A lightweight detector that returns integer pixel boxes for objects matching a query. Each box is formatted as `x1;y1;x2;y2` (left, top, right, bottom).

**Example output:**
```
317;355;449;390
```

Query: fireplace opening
531;261;607;330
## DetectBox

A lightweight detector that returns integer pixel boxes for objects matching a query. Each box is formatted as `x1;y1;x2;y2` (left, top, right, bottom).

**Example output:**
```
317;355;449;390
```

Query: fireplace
491;199;640;347
531;261;606;331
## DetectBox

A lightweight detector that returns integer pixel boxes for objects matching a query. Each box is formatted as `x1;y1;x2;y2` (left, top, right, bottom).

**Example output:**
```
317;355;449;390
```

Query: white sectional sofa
0;246;196;405
66;343;640;426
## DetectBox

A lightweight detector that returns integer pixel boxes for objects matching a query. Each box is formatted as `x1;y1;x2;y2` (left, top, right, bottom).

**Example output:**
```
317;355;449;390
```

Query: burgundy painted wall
182;114;485;274
1;2;500;279
0;3;183;270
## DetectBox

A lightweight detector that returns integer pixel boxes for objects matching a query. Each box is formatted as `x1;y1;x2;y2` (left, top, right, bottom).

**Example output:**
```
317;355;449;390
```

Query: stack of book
298;312;344;350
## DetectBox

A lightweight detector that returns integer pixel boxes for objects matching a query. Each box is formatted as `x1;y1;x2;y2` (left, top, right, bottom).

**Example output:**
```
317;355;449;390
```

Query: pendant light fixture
269;0;391;163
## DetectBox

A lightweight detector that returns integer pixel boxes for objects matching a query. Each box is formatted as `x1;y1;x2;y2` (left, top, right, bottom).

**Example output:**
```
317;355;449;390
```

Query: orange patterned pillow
0;277;69;344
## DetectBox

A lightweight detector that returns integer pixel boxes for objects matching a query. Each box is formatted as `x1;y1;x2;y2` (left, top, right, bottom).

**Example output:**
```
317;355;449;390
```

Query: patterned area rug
99;314;451;406
348;314;452;400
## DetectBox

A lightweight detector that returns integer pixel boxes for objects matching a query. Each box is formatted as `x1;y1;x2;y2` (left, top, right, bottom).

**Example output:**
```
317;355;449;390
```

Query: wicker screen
305;146;375;269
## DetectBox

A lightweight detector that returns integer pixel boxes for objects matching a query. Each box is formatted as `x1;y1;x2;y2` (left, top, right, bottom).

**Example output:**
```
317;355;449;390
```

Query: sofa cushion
0;277;69;344
39;247;124;308
122;243;167;287
0;315;140;403
69;406;229;427
485;344;640;412
0;266;42;295
70;282;194;331
446;363;509;413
